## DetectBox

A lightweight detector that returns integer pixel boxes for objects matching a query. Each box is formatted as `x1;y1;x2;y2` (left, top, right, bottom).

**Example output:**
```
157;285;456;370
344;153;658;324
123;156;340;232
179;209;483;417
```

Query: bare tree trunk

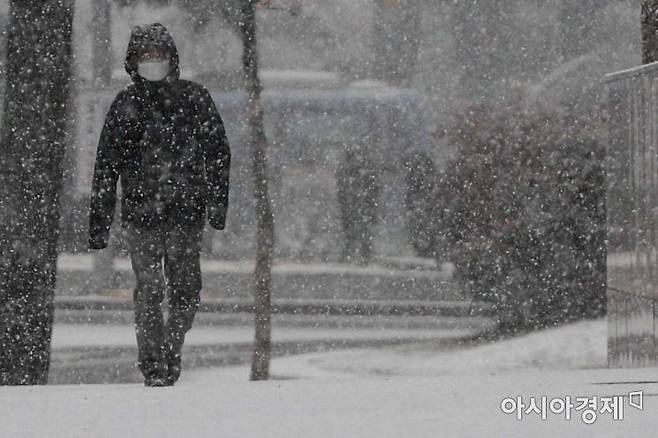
643;1;658;63
0;0;74;385
93;0;113;87
373;0;422;87
240;0;275;381
90;0;119;294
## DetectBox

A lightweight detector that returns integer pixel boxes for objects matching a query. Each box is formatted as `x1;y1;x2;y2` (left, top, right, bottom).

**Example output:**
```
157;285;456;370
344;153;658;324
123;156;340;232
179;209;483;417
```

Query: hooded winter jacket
89;23;230;249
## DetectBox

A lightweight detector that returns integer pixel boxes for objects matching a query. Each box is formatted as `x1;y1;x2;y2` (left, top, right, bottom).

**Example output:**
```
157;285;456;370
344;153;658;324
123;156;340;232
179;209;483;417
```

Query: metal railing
607;289;657;367
606;62;658;367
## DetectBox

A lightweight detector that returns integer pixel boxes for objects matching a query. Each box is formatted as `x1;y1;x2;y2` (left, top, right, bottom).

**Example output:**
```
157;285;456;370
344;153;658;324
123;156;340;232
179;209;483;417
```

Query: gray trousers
126;223;203;378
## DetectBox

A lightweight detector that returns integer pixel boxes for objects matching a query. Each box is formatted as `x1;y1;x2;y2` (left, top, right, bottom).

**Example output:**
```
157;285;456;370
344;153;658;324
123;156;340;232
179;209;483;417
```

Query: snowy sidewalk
2;368;655;437
5;319;656;437
49;318;480;384
184;318;607;382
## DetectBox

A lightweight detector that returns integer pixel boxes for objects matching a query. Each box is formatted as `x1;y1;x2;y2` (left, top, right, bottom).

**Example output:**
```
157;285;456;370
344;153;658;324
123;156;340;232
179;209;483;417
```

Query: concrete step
57;254;462;302
55;308;498;334
55;295;495;318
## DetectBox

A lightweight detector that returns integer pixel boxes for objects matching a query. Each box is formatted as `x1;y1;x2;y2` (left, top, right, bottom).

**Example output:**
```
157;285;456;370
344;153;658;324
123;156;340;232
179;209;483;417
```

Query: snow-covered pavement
48;313;482;384
182;318;606;382
1;366;655;437
267;318;608;379
4;318;656;438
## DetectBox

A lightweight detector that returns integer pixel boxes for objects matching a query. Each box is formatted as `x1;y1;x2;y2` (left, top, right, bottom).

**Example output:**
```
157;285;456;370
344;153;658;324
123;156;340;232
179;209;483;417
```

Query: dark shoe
144;375;169;387
165;355;182;386
138;358;167;379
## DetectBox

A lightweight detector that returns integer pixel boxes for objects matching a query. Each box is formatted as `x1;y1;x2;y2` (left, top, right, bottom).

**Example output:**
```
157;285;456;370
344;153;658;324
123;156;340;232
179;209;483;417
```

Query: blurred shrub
438;105;605;332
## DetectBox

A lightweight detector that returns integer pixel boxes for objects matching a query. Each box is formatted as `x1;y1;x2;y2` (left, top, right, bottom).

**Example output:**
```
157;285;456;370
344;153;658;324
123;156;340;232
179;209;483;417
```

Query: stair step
55;296;495;317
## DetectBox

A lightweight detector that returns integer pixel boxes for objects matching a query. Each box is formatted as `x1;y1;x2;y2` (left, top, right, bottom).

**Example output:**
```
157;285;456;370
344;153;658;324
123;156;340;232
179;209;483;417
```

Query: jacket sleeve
198;87;231;230
88;93;127;249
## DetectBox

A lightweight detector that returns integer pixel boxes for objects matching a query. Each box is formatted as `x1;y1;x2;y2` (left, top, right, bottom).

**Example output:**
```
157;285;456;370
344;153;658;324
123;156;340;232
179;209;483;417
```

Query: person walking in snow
336;148;380;265
88;23;230;387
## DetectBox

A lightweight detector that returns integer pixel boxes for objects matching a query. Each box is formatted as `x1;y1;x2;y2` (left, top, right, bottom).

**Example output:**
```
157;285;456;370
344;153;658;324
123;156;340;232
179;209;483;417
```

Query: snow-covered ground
264;318;607;379
180;318;606;382
51;323;469;348
4;319;656;438
3;368;655;438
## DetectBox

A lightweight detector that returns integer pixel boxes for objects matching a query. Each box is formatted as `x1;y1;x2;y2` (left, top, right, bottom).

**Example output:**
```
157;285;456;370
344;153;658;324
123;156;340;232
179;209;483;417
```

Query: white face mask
138;60;170;81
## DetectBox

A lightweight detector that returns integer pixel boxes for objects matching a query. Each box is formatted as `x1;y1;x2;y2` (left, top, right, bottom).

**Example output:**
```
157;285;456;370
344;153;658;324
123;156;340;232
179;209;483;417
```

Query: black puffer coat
89;23;230;249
